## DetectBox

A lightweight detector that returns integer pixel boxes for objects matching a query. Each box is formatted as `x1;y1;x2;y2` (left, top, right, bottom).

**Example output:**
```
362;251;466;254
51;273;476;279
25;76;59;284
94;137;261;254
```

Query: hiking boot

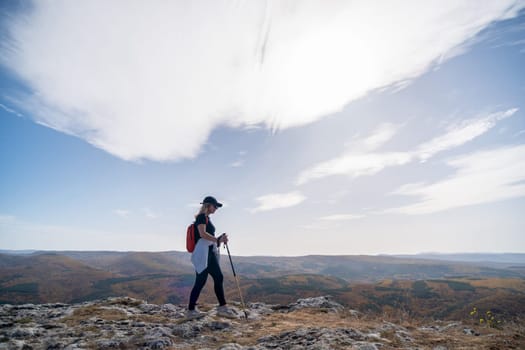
186;309;205;320
216;305;238;319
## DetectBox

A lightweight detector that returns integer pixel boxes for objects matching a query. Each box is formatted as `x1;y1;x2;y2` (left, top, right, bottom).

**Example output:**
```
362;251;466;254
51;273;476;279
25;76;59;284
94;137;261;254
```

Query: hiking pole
224;242;248;319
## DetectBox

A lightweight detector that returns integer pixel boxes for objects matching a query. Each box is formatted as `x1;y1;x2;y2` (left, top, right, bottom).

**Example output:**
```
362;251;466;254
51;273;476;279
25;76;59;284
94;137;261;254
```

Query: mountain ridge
2;250;525;262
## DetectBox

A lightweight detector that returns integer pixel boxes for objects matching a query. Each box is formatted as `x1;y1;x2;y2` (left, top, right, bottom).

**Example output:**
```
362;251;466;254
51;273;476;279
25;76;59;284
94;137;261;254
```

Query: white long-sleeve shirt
191;238;220;274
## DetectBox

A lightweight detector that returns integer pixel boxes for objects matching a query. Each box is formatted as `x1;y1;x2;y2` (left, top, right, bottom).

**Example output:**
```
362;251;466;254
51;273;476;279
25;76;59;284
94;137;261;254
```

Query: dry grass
62;305;129;326
64;305;178;327
183;308;378;348
59;302;525;350
103;297;143;307
130;314;173;323
181;306;525;350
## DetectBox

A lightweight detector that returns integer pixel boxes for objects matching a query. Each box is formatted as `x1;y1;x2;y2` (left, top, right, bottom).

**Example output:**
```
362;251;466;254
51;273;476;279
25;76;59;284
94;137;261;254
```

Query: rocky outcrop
286;295;344;312
256;327;374;349
0;296;522;349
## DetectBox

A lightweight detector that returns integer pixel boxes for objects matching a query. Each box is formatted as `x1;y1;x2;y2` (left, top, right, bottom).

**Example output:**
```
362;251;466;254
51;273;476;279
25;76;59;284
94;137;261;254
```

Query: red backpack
186;216;208;252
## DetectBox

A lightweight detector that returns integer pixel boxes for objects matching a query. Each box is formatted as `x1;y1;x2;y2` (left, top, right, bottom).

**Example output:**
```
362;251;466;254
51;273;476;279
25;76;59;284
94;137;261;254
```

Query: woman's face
208;205;217;214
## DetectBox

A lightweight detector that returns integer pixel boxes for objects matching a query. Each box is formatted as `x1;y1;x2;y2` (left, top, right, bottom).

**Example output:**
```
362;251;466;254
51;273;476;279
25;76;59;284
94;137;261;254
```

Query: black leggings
188;249;226;310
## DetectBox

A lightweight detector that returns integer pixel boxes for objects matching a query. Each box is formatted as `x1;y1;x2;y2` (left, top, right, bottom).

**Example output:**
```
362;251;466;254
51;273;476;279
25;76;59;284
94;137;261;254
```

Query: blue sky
1;1;525;256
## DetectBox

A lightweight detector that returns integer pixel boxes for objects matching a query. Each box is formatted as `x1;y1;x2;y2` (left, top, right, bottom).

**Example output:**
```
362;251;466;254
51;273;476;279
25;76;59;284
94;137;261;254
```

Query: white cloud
114;209;130;218
297;108;517;185
297;151;412;185
231;150;248;167
361;123;401;151
387;145;525;214
319;214;364;221
230;160;244;168
0;103;23;117
415;109;517;161
250;191;306;213
231;150;247;167
1;1;522;161
143;208;160;219
297;123;407;184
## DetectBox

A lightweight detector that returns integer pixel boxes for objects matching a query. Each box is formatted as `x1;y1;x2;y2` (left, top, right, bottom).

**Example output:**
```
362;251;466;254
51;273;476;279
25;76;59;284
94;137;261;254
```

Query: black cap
201;196;223;208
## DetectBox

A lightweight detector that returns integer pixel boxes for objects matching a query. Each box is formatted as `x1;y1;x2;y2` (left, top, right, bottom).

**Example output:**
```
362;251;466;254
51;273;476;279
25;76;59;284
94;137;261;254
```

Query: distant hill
7;250;524;281
1;250;525;320
233;254;525;281
0;252;194;304
0;250;38;255
232;274;525;320
0;253;116;304
64;251;190;275
392;253;525;265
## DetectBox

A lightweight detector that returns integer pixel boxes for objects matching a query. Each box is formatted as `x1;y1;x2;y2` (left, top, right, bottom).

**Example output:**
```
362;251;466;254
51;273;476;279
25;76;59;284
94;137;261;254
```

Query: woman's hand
219;233;229;244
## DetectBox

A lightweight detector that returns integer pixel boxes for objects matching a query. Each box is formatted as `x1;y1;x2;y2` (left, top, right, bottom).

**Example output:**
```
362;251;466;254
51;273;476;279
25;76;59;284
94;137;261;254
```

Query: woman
187;196;235;318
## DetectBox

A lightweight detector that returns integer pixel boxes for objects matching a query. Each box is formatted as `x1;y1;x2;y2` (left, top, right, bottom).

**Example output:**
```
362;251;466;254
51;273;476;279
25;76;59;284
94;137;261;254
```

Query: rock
463;328;480;336
207;321;231;330
348;309;361;317
10;327;35;339
139;303;161;314
44;338;66;349
365;332;382;340
142;337;173;349
217;344;244;350
209;305;244;319
13;304;36;311
246;302;274;320
160;303;178;313
41;323;65;330
46;303;69;309
147;326;173;338
380;321;407;332
419;321;462;334
440;322;461;331
257;327;365;348
287;296;344;312
395;330;414;343
354;343;379;350
220;344;264;350
97;339;127;349
0;321;14;328
419;325;439;332
0;340;25;350
172;321;204;338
